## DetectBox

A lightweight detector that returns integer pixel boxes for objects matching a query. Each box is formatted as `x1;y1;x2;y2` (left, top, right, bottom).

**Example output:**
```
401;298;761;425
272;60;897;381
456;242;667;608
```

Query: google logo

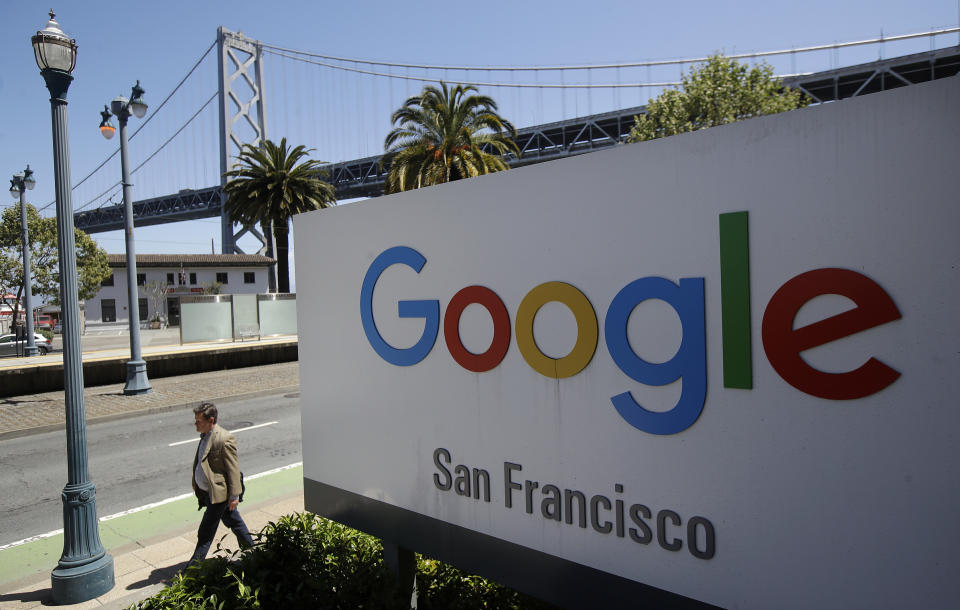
361;212;902;435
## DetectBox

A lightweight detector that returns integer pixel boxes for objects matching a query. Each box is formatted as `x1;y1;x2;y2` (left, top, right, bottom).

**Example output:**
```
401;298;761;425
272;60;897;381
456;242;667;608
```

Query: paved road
0;390;302;547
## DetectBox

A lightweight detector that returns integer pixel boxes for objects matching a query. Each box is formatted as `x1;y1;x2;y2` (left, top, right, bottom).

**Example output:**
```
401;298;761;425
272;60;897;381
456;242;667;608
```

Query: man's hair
193;402;218;423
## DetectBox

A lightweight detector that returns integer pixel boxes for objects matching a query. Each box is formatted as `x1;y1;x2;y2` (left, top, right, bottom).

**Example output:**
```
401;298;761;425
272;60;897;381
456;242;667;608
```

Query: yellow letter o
515;281;598;378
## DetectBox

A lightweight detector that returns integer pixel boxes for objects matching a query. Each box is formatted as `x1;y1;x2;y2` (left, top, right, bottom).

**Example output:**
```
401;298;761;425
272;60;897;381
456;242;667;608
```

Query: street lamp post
32;10;115;603
8;166;38;357
99;82;151;395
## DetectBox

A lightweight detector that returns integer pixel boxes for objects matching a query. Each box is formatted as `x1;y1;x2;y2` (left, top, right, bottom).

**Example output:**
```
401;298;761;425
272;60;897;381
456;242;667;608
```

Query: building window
136;273;146;286
244;271;255;284
166;273;174;285
138;298;148;321
101;273;115;287
190;272;197;285
101;299;116;323
216;272;228;284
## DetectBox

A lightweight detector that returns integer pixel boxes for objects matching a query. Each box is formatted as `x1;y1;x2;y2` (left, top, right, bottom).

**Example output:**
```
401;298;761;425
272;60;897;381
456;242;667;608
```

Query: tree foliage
627;55;808;143
201;281;223;295
223;138;336;293
144;281;168;323
0;203;109;320
384;82;520;193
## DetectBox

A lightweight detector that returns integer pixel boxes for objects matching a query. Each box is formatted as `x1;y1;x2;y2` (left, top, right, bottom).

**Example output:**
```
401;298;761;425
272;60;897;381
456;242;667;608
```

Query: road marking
0;461;303;552
246;462;302;481
168;421;280;447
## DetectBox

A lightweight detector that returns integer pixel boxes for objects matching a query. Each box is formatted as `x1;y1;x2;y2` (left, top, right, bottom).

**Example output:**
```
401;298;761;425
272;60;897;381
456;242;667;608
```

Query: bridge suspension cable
260;26;959;72
263;49;682;89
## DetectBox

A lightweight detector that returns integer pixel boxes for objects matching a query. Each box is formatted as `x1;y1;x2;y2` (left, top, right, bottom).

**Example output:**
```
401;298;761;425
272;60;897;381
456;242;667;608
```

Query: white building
87;254;274;327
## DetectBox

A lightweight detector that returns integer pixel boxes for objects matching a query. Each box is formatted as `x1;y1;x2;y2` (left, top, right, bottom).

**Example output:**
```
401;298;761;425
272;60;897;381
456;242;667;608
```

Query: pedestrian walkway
0;360;300;440
0;467;305;609
0;331;293;372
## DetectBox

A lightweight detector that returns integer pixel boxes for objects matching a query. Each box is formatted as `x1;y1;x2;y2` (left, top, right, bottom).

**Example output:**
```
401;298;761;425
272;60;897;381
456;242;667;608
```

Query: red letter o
444;286;511;372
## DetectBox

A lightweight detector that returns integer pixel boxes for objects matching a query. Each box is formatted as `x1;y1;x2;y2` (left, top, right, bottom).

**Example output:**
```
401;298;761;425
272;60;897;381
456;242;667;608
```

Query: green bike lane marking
0;464;303;586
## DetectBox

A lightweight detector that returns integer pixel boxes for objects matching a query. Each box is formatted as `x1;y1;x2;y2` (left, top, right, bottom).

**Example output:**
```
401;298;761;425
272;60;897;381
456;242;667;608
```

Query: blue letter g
604;277;707;435
360;246;439;366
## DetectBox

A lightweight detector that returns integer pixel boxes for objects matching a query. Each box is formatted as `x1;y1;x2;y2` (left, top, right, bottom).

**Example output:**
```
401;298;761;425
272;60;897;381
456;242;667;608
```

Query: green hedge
132;513;556;609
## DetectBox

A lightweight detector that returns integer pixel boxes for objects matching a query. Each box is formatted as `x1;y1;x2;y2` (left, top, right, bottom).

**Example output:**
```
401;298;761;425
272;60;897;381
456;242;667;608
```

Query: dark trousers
189;490;254;564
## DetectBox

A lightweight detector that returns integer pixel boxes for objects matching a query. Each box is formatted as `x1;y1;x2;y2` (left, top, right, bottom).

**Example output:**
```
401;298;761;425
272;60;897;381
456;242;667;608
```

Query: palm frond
383;81;519;193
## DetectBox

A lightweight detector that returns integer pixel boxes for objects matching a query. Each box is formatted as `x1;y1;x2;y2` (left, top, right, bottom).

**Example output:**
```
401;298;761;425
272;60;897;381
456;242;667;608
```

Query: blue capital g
360;246;439;366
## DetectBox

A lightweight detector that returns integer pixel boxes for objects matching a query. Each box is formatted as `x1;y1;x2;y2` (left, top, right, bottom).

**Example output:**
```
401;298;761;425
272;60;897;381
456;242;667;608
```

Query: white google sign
295;77;959;609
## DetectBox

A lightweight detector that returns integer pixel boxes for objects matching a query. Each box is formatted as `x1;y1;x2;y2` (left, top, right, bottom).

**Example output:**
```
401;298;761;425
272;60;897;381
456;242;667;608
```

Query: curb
0;385;301;442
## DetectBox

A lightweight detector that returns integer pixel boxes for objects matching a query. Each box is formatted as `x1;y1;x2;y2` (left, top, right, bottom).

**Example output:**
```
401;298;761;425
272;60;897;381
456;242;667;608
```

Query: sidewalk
0;472;305;609
0;328;284;372
0;360;306;609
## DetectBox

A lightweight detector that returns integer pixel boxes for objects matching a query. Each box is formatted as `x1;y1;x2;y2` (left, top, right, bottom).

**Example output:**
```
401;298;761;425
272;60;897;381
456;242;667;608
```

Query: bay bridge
60;27;960;255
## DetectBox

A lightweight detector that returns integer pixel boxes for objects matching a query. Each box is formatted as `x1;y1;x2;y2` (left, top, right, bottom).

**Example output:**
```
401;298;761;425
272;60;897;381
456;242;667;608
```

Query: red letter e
762;268;901;400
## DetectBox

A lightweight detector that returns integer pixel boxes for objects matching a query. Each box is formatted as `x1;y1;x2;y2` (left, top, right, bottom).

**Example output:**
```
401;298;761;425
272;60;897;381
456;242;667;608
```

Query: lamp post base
123;359;152;395
24;346;38;357
51;482;114;603
51;552;114;604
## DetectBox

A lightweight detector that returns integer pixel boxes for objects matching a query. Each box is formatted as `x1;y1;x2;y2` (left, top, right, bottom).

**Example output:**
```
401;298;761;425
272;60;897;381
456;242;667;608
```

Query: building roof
107;254;275;268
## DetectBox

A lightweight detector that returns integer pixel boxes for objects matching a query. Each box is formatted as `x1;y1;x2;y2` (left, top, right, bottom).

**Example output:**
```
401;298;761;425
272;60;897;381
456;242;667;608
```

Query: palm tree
223;138;335;293
384;82;520;193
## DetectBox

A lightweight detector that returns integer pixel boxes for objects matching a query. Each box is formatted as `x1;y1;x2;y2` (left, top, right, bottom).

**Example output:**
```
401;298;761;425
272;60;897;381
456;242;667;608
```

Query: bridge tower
216;27;275;289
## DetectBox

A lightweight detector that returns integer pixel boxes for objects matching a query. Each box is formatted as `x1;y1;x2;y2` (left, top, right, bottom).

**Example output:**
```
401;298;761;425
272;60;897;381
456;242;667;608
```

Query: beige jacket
191;424;242;505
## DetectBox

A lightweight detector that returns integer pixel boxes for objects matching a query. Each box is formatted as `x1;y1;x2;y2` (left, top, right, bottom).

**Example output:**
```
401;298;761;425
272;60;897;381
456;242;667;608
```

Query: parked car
53;321;62;334
0;333;51;356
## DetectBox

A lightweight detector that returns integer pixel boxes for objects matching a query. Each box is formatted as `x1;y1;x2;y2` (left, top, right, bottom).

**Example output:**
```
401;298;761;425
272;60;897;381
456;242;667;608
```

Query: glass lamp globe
129;101;148;119
129;81;147;118
23;167;36;190
31;11;77;74
99;107;116;140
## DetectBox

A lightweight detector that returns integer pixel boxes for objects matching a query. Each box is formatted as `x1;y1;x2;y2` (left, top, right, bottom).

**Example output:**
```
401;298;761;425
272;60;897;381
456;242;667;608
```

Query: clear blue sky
1;1;957;276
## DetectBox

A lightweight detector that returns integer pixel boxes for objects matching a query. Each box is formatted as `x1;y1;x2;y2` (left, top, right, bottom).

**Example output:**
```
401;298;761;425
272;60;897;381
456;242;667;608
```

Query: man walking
188;402;254;565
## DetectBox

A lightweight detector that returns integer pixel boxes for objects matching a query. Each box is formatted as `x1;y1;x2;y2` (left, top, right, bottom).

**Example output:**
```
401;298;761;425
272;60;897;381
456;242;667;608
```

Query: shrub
132;513;554;610
416;557;554;610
